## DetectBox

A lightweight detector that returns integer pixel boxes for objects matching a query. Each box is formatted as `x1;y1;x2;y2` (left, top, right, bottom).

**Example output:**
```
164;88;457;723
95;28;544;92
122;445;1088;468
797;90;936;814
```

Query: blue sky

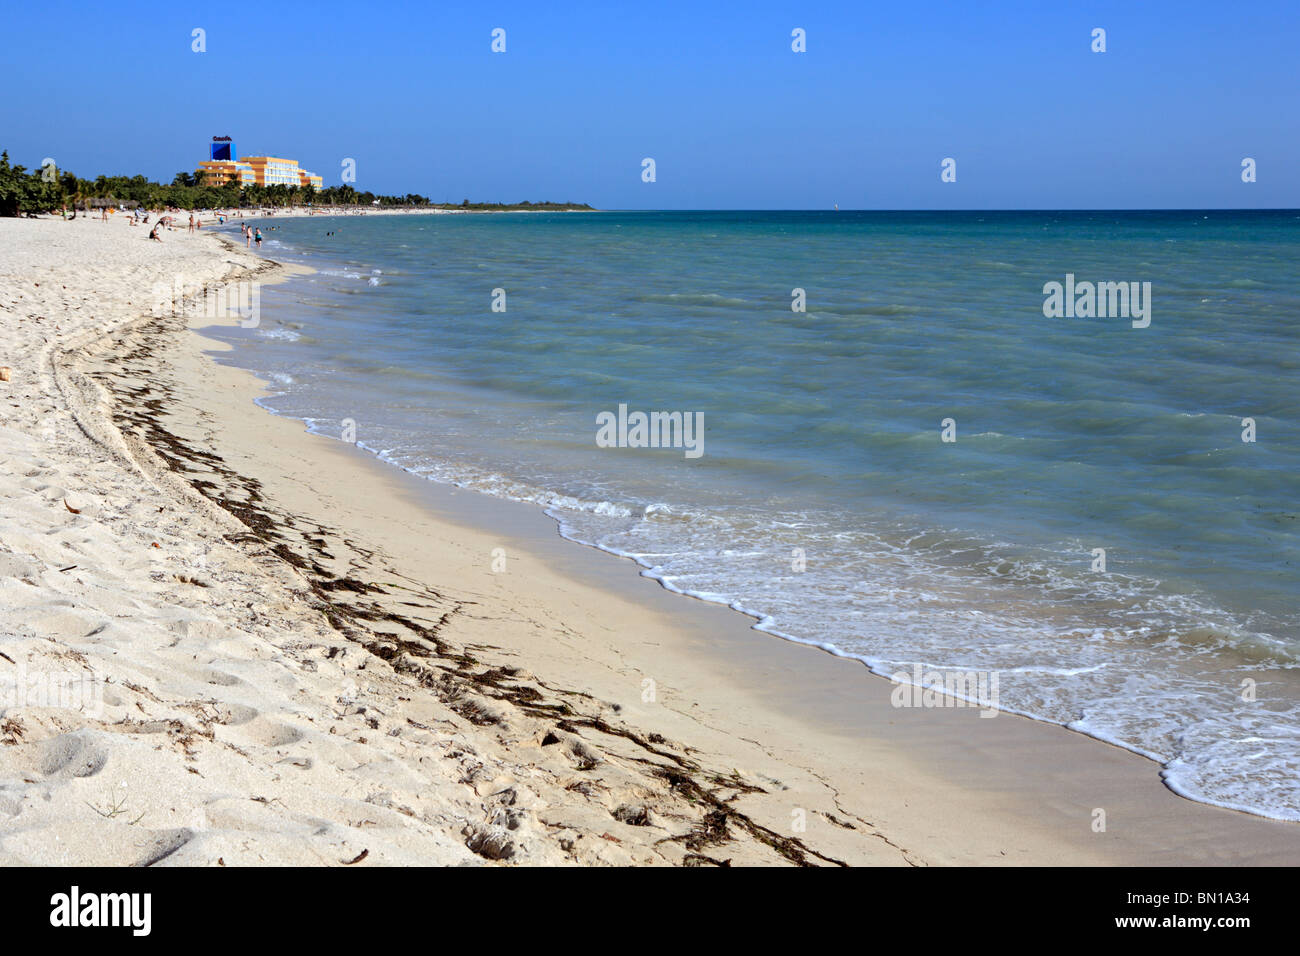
2;1;1296;208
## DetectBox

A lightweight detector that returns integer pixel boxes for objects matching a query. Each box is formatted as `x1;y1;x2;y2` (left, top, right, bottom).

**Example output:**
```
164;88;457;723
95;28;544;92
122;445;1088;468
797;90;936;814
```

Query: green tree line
1;149;593;216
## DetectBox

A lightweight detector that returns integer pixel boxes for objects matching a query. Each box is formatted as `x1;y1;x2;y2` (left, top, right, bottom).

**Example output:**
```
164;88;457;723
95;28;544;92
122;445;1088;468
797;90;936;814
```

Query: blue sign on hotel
210;137;236;162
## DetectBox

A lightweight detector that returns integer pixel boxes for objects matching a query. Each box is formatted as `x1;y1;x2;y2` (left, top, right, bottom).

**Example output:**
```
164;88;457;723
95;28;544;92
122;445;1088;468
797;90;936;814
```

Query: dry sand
1;214;1297;866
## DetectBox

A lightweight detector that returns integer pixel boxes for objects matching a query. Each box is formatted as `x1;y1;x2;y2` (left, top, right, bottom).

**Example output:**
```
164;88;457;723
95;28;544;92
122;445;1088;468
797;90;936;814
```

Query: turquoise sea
211;210;1300;820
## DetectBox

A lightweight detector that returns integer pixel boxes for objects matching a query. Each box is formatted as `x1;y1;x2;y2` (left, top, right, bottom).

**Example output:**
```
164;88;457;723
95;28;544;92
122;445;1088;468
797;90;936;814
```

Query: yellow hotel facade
196;155;325;191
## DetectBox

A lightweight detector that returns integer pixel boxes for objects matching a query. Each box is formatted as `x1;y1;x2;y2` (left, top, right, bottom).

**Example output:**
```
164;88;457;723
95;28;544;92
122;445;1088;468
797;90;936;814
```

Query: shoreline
220;214;1300;822
203;206;599;224
144;230;1300;853
2;215;1298;865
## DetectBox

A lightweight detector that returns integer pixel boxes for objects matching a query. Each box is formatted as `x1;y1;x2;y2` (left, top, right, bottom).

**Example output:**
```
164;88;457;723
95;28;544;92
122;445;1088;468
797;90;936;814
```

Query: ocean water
211;210;1300;820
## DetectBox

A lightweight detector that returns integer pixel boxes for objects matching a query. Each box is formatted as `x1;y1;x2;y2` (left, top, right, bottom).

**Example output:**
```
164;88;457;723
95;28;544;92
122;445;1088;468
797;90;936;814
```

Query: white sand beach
2;214;1298;866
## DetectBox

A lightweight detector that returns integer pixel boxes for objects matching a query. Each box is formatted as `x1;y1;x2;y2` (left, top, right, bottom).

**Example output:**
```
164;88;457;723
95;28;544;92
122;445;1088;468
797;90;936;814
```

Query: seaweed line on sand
62;247;854;866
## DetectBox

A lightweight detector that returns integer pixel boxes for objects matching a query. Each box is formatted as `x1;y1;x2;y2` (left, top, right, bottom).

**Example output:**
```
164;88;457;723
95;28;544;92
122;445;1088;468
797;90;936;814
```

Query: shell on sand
0;367;10;382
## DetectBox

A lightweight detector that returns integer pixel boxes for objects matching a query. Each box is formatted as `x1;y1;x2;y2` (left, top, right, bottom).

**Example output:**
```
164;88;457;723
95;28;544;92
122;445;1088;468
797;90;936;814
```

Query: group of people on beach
140;210;264;247
57;202;293;248
56;202;281;246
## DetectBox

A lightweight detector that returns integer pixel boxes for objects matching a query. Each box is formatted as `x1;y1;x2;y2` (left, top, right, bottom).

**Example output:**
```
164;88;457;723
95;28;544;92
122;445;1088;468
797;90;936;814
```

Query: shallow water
209;210;1300;819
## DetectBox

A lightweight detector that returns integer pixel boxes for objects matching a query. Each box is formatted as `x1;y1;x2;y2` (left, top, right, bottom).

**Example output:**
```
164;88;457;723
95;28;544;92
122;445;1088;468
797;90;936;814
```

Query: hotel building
195;160;256;186
196;146;324;191
243;156;325;190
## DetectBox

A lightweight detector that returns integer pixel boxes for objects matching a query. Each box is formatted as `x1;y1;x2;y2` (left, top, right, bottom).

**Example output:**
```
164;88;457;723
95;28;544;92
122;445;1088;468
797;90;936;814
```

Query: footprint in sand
219;716;304;750
214;702;259;726
38;730;109;778
133;828;193;867
200;668;243;687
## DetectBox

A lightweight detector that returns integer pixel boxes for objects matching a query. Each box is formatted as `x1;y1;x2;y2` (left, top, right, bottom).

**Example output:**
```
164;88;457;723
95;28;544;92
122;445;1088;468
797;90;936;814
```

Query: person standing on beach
254;228;263;248
188;214;195;234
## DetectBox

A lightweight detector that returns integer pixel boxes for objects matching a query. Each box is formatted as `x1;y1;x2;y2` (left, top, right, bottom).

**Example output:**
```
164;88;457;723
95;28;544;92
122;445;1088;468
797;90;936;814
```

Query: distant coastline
0;147;594;216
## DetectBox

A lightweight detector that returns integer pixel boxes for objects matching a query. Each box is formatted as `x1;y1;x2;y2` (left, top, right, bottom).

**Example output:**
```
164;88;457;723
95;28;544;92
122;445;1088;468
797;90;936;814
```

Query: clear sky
2;1;1296;209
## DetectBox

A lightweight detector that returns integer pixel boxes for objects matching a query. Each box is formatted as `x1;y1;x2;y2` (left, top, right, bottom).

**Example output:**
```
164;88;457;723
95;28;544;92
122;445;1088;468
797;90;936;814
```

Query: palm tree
58;171;77;217
221;179;242;209
69;178;91;216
